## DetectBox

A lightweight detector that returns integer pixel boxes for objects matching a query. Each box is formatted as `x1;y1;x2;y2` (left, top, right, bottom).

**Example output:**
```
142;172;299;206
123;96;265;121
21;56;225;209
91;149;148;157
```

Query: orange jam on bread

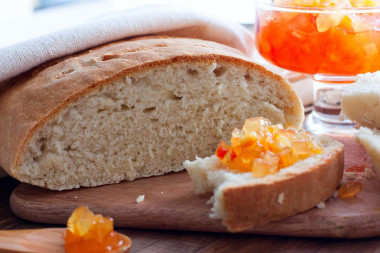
256;0;380;75
65;206;130;253
215;117;323;177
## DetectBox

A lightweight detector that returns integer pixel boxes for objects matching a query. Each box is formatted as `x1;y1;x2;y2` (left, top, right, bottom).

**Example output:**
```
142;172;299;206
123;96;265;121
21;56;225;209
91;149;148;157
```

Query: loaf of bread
0;36;304;190
184;135;344;232
341;71;380;176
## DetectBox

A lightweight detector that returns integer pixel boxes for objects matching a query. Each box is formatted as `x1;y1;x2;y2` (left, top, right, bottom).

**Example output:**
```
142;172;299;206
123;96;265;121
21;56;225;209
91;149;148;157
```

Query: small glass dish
255;0;380;134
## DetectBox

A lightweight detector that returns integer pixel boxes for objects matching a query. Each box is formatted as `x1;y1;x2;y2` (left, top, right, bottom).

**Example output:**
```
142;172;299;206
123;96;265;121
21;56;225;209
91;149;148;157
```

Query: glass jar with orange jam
256;0;380;75
255;0;380;135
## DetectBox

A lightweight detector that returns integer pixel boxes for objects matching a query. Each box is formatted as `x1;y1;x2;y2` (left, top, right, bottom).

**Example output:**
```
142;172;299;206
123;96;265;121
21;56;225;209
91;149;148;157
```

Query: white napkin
0;5;254;83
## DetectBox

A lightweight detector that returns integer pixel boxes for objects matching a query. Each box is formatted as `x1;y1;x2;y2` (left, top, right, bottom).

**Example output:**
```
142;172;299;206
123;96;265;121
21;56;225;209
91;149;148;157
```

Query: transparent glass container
255;0;380;134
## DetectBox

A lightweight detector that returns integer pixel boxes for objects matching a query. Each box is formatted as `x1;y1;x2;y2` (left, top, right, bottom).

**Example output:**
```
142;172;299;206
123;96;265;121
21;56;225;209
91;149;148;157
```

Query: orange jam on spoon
215;117;323;177
65;206;131;253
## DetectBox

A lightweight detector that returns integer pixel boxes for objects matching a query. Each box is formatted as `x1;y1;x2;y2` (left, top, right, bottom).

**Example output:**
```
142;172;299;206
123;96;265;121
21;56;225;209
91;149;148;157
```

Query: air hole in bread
187;69;199;76
38;138;47;153
167;91;183;101
213;66;227;77
244;74;253;82
120;104;134;111
97;109;105;113
64;145;73;152
130;77;149;86
143;107;156;114
41;143;47;153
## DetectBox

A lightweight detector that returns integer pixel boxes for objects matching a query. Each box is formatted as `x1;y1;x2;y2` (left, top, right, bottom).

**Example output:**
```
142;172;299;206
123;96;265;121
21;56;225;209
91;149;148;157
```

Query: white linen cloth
0;4;254;82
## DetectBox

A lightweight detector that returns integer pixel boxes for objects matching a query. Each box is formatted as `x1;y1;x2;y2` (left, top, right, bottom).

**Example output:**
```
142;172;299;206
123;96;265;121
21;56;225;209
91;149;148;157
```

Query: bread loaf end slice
184;135;344;232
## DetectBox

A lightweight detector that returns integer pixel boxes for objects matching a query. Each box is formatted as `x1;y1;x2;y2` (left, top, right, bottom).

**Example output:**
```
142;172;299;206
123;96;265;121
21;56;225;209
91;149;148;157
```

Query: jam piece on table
338;182;363;198
345;165;366;173
65;206;130;253
215;117;323;177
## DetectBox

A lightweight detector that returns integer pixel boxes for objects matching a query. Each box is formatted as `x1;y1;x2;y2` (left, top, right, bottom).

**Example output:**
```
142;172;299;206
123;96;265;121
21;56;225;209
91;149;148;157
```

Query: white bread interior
17;61;302;190
355;127;380;176
341;71;380;129
184;135;344;232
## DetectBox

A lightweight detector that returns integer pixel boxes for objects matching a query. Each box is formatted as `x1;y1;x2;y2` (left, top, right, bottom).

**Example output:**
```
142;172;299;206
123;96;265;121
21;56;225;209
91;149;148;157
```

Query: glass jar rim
256;0;380;13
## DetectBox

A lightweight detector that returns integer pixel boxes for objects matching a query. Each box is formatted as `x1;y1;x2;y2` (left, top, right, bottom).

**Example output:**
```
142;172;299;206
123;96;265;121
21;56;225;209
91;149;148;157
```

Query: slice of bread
184;135;344;232
341;71;380;129
341;71;380;176
0;36;304;190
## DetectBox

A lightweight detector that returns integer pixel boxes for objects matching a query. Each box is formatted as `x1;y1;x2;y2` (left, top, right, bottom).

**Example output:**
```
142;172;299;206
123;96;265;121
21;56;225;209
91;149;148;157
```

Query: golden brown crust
221;146;344;232
0;36;303;178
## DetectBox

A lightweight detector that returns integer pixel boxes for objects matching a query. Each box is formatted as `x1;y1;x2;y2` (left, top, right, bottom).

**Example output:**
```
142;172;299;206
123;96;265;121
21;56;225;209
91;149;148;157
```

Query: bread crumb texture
316;201;326;209
14;60;300;190
136;195;145;203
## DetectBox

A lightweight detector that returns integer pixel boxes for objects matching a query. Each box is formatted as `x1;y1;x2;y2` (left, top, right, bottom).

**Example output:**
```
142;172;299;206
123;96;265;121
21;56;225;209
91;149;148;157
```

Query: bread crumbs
136;195;145;203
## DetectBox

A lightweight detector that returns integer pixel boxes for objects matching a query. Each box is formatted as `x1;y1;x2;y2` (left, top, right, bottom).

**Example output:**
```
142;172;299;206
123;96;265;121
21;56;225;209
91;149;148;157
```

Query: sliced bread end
184;135;344;232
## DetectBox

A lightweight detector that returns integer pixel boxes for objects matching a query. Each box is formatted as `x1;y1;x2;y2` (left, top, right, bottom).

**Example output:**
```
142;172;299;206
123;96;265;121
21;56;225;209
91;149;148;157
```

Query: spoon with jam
0;206;131;253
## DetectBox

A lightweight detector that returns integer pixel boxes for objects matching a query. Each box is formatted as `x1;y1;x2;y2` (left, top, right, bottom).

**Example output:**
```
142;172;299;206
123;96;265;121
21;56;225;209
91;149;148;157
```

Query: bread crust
222;145;344;232
0;36;303;178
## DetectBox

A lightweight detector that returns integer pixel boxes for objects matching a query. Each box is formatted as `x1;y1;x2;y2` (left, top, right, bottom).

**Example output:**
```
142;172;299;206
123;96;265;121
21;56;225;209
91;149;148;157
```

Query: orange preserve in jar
255;0;380;75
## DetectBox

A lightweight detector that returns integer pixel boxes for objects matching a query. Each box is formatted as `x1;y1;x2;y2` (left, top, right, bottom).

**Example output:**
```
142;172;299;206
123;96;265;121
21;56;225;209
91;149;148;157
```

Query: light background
0;0;255;48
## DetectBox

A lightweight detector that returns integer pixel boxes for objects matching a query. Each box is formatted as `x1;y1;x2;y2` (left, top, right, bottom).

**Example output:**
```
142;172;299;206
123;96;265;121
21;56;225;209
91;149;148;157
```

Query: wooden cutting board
10;136;380;238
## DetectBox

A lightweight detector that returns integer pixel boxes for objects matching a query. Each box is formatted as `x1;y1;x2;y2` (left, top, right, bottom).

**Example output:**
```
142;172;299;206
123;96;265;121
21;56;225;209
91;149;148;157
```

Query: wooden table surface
1;177;379;253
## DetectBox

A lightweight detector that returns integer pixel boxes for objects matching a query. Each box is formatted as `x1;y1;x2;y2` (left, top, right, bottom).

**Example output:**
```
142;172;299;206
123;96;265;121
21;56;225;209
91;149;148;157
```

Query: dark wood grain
1;177;380;252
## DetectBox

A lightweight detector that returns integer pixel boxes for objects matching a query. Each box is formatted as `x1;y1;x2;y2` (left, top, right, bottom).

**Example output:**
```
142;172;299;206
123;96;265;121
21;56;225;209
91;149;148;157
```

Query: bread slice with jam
184;118;344;232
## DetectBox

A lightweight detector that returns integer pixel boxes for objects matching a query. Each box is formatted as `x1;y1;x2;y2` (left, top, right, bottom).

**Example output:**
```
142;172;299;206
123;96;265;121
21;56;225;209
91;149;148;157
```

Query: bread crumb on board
136;195;145;203
364;167;376;179
316;201;326;209
342;166;376;183
277;192;284;205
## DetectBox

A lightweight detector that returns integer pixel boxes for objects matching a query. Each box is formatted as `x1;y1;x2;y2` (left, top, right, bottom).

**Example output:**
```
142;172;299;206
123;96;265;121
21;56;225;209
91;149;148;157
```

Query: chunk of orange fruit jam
215;117;323;177
65;206;130;253
338;182;363;198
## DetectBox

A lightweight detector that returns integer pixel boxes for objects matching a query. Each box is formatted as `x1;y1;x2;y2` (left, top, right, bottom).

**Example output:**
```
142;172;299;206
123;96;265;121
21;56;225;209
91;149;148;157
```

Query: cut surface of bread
0;37;303;190
355;127;380;176
341;71;380;129
184;135;344;232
